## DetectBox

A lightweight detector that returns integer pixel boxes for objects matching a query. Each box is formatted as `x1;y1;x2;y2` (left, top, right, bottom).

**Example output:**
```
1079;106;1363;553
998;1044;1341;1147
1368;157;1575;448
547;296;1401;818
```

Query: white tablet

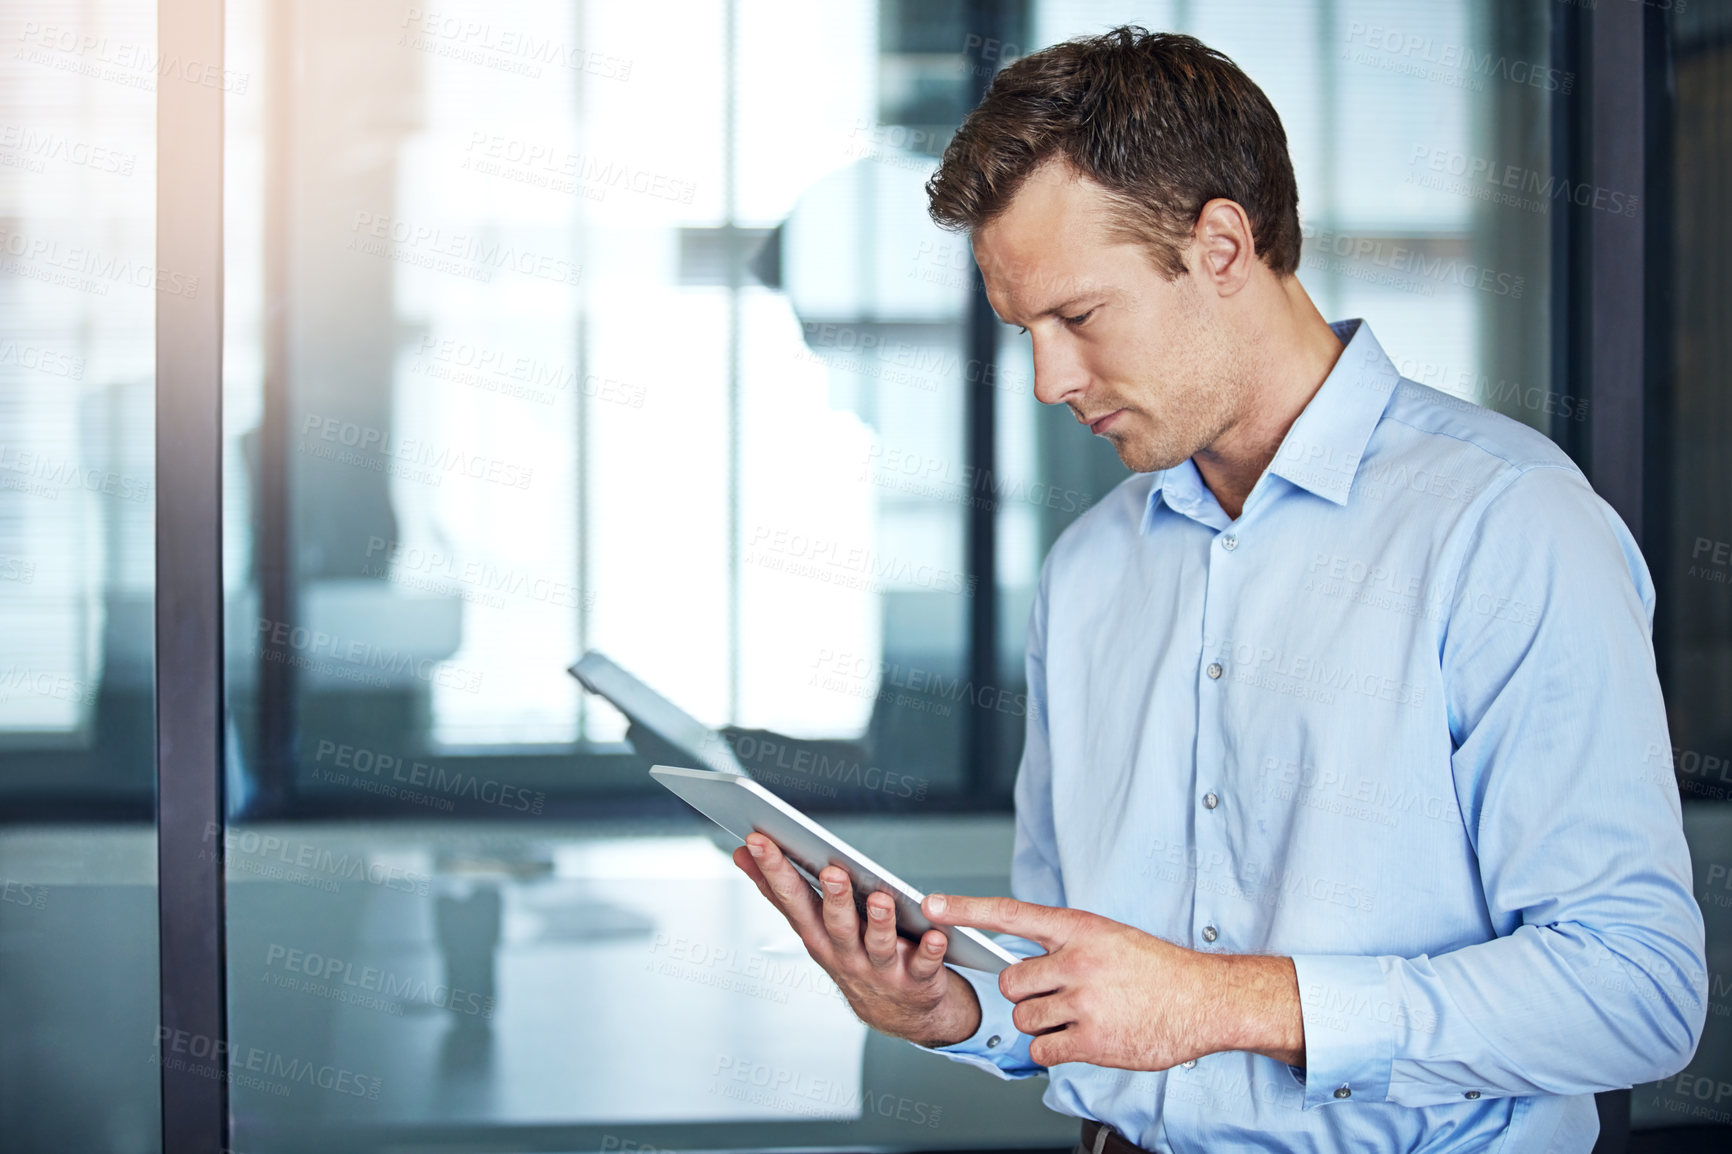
568;651;746;776
649;764;1021;974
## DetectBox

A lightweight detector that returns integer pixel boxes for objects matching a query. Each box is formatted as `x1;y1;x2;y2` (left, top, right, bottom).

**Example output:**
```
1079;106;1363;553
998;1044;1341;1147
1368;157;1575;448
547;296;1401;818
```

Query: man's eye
1063;309;1095;327
1016;325;1029;336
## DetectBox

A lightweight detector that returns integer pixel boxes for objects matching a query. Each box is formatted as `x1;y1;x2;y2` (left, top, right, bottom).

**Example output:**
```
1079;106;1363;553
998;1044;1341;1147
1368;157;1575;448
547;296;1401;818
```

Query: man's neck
1194;280;1346;520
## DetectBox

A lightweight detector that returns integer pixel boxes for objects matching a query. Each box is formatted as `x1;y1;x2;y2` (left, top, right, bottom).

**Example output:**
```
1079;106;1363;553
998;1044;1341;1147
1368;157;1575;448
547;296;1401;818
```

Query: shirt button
1206;662;1223;680
1334;1085;1352;1099
986;1035;1001;1048
1201;925;1218;943
1181;1059;1197;1069
1203;792;1219;810
1464;1090;1480;1100
1221;533;1238;551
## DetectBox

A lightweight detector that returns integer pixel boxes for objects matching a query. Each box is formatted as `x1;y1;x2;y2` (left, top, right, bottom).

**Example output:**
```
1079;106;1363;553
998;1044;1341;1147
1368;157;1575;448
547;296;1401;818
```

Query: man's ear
1193;197;1256;296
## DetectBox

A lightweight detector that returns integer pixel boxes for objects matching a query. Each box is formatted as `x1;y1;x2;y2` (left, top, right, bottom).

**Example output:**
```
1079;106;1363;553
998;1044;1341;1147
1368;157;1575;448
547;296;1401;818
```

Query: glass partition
0;1;161;1149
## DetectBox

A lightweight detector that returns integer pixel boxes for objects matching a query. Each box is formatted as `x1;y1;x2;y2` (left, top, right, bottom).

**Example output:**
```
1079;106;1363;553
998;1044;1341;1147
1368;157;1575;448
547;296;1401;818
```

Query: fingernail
927;894;946;916
746;842;763;858
823;879;844;895
869;905;888;920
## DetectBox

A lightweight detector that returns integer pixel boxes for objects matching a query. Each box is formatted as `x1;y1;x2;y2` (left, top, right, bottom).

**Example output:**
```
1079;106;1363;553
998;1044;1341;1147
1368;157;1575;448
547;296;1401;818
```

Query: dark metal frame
155;1;228;1152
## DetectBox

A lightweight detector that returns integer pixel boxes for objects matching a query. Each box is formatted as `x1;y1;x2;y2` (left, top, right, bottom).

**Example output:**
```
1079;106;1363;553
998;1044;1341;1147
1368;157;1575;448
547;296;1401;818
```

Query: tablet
568;651;746;776
649;764;1021;974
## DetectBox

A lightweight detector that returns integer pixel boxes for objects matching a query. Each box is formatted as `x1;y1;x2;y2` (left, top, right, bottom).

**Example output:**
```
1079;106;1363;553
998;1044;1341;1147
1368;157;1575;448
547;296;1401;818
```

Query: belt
1077;1118;1159;1154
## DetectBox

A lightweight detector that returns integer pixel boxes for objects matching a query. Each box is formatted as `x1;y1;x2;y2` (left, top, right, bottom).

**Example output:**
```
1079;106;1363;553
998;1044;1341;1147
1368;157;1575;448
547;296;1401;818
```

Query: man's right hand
731;831;982;1047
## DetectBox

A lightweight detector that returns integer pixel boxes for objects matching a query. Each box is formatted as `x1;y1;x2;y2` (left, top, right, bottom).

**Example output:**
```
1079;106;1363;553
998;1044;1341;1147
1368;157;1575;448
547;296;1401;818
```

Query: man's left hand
922;893;1305;1071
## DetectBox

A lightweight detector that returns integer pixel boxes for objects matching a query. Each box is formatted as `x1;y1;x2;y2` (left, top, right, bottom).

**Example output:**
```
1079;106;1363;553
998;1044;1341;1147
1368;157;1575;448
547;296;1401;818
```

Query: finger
742;833;829;951
1010;990;1072;1038
731;845;777;904
922;892;1070;949
997;951;1064;1003
1027;1029;1079;1069
861;890;899;968
818;865;863;950
904;928;950;982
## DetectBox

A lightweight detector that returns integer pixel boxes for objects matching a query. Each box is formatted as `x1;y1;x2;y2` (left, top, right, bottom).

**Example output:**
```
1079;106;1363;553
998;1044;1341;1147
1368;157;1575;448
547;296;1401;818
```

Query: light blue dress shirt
921;318;1707;1152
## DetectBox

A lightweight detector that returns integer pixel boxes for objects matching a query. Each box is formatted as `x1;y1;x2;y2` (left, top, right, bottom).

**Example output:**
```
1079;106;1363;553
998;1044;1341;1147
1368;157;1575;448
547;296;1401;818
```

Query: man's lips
1085;409;1126;435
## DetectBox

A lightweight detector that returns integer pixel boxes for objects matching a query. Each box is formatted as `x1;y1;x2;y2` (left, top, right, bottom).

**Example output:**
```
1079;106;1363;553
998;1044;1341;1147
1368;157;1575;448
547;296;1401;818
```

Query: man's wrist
1211;953;1305;1066
907;969;982;1048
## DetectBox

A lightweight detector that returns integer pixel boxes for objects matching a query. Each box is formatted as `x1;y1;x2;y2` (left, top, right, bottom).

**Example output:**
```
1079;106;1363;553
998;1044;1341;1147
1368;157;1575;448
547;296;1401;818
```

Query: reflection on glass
219;0;1590;1150
0;0;161;1149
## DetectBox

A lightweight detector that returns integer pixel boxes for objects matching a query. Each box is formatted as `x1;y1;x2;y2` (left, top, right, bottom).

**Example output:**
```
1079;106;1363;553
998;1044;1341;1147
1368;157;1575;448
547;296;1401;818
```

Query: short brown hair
925;27;1301;278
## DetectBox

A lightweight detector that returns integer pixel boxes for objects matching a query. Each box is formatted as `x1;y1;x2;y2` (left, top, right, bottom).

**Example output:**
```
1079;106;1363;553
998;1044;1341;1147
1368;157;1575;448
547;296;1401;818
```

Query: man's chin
1111;437;1190;475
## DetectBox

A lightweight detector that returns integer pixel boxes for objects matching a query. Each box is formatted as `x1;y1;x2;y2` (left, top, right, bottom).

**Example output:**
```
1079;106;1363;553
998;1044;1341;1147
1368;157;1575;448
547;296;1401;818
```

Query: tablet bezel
649;764;1020;974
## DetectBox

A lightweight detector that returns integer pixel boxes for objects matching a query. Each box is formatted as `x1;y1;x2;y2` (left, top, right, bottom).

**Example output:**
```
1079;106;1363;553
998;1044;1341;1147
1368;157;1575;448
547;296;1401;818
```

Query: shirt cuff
1289;954;1396;1108
906;962;1040;1080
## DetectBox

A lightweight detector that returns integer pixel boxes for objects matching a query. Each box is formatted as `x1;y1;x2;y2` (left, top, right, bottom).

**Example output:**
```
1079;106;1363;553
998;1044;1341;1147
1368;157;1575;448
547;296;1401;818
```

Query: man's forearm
1214;954;1306;1068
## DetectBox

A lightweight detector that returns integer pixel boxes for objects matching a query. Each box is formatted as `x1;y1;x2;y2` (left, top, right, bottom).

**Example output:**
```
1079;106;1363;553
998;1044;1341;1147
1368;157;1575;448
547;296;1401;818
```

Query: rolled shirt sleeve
1289;464;1708;1109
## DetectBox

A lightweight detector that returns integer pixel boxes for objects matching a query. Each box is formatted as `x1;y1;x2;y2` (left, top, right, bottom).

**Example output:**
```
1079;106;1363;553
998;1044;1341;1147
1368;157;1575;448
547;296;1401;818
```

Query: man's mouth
1085;409;1125;435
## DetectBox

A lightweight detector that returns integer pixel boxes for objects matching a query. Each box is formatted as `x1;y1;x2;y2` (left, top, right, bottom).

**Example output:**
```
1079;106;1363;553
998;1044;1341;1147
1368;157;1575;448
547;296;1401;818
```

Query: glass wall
213;2;1605;1151
1640;0;1732;1141
0;0;161;1149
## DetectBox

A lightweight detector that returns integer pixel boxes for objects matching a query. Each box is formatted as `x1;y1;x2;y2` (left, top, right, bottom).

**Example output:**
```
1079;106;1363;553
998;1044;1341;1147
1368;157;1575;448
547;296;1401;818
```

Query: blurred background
2;0;1729;1151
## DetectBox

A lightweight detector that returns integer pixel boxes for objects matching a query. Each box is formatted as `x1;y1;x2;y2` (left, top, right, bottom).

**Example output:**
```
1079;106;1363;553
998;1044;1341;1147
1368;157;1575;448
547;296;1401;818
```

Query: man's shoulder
1374;377;1578;477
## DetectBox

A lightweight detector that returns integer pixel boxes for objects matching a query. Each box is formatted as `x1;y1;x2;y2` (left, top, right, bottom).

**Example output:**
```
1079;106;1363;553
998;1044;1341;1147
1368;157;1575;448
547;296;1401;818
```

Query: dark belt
1077;1118;1159;1154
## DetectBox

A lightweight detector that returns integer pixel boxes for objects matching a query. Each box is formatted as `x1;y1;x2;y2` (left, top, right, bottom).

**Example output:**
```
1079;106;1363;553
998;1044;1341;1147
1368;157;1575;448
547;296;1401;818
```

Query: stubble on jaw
1106;287;1255;476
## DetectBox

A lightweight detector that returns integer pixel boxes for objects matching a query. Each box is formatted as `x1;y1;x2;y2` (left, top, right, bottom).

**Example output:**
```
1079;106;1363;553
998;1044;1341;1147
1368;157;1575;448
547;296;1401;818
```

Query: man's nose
1031;338;1089;407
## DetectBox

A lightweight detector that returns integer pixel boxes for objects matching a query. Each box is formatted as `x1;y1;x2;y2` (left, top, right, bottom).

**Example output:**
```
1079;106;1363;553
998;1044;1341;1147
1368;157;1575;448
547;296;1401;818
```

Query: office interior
1;0;1730;1151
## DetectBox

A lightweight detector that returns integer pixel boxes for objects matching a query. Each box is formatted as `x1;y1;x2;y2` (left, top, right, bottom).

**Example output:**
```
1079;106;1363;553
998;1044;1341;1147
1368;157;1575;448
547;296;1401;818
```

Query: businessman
733;27;1706;1153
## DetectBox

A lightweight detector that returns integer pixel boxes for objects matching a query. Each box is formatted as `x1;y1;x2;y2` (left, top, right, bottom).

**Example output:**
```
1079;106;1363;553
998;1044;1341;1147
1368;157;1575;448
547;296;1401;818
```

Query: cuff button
1464;1090;1481;1100
986;1035;1001;1048
1333;1085;1352;1099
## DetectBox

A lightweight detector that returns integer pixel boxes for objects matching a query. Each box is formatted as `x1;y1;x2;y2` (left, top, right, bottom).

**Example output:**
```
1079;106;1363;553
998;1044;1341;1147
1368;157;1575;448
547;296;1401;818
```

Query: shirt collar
1141;318;1399;533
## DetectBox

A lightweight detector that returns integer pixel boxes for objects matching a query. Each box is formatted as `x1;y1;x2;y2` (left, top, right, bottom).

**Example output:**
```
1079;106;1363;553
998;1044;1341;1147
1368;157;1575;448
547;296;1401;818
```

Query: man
733;27;1706;1153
